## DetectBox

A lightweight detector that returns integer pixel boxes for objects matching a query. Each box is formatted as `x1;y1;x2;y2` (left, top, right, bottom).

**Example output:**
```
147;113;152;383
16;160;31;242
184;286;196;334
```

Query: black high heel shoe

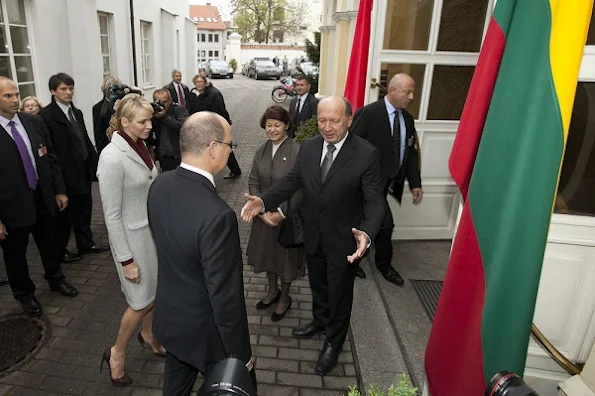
256;290;281;310
137;332;166;357
100;347;133;386
271;296;292;322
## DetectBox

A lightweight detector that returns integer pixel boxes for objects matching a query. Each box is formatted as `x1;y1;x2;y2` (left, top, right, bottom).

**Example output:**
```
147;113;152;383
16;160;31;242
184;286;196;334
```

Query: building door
366;0;494;239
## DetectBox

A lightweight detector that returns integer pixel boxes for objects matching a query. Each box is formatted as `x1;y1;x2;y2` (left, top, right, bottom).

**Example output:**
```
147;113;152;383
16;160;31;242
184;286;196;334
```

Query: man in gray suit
148;112;255;396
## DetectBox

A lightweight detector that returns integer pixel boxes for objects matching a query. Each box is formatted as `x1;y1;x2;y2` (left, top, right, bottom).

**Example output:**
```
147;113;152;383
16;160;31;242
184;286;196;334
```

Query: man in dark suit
0;77;78;315
92;75;121;155
38;73;109;263
288;74;318;138
351;73;423;286
241;96;385;376
148;112;255;396
164;69;190;108
152;89;188;171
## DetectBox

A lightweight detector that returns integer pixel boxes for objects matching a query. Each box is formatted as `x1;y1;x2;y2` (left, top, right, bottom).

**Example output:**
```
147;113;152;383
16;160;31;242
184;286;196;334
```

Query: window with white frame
208;33;213;42
0;0;35;97
214;50;219;58
214;34;218;43
140;21;153;85
98;12;113;77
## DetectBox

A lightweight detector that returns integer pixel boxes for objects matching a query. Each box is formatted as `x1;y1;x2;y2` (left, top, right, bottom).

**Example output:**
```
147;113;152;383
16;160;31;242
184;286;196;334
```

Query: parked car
291;61;319;77
198;61;208;71
205;60;234;79
241;62;250;76
248;60;281;80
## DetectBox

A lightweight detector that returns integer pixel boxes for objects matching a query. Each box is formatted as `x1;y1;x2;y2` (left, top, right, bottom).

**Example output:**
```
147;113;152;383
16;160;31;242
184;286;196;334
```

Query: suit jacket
288;93;318;137
164;82;190;106
0;113;66;227
39;99;98;195
148;168;252;371
92;99;110;155
261;133;385;267
185;86;231;124
351;99;421;203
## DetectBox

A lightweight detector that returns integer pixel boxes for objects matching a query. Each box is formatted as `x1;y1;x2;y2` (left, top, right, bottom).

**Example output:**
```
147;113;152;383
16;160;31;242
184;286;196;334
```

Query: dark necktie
67;107;89;161
177;84;185;106
296;98;301;114
9;120;37;190
321;143;336;182
391;110;402;179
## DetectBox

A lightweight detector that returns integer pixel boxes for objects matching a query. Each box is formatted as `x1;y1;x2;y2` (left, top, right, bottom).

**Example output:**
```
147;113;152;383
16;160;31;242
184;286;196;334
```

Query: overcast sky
189;0;232;19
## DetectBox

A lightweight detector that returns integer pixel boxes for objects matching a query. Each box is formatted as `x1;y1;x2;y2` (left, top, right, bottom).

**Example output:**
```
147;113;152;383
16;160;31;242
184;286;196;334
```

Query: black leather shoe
377;266;404;286
271;297;291;322
355;267;366;279
256;290;281;310
79;244;110;254
62;251;82;263
315;342;341;376
292;321;325;339
223;171;241;179
20;296;42;316
49;281;78;297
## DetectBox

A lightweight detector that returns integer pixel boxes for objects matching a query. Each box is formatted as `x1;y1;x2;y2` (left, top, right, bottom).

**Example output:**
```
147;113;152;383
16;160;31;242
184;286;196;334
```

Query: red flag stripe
425;203;486;395
343;0;373;111
448;17;506;200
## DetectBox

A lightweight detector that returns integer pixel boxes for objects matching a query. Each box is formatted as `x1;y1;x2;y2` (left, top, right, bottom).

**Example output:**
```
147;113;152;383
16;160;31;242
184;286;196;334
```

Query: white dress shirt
296;93;308;113
320;131;349;165
0;113;38;174
180;162;215;187
56;100;73;118
384;96;406;167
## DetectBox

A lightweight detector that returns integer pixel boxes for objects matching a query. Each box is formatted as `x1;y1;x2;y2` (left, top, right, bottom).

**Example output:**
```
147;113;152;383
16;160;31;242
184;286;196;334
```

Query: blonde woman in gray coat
97;94;164;386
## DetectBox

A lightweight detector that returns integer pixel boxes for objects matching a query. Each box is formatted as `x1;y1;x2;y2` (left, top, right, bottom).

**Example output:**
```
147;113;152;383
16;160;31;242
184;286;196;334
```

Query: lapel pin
282;157;287;162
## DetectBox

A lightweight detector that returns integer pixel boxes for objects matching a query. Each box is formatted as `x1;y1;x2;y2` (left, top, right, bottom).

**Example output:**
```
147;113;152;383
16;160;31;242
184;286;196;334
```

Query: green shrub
294;116;318;144
346;373;418;396
229;58;238;72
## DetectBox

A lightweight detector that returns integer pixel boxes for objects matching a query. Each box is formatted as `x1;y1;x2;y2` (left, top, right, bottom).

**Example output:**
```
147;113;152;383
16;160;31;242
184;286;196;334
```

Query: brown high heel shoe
137;331;166;357
99;347;133;386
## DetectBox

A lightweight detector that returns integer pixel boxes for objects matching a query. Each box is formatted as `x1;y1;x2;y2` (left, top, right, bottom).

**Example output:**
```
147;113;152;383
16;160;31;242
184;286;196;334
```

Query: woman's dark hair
259;105;291;129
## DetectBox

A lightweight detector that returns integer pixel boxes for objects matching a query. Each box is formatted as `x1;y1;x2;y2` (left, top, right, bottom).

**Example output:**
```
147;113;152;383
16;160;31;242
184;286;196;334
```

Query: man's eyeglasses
214;140;238;150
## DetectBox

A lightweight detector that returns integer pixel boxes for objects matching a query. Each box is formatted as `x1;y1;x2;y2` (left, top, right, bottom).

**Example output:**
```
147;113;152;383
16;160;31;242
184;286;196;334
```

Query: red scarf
117;131;154;170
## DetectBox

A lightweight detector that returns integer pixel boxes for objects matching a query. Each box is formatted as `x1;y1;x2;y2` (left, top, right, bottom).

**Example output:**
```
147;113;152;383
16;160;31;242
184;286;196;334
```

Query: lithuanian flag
424;1;593;395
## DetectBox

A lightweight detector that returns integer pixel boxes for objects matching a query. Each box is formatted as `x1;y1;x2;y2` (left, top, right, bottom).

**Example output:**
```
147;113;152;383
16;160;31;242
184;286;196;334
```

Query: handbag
277;200;304;248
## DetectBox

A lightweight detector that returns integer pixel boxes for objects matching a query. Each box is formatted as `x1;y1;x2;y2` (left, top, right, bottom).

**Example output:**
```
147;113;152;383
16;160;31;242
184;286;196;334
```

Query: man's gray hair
171;69;181;77
180;112;226;156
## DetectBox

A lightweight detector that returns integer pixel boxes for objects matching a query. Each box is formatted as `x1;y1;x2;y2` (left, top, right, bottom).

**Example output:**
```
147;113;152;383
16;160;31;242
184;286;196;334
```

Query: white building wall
26;0;195;145
197;30;226;62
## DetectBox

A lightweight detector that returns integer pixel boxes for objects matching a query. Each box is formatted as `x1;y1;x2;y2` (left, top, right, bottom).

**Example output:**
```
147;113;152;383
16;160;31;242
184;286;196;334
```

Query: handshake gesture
240;194;369;263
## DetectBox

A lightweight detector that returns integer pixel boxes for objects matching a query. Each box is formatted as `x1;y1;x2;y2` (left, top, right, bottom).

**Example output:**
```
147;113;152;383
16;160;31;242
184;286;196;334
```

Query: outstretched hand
240;194;265;222
347;228;369;263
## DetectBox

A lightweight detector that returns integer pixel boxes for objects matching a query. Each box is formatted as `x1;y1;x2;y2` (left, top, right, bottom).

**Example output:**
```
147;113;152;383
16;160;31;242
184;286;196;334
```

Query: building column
331;12;357;96
318;26;332;96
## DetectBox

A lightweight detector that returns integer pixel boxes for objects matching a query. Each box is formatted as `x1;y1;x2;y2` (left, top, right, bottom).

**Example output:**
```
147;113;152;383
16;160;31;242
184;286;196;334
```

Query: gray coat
97;132;159;310
246;138;304;282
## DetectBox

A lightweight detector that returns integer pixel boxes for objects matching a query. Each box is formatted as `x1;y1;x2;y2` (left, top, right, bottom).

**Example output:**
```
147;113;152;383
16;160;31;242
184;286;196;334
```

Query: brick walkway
0;76;357;396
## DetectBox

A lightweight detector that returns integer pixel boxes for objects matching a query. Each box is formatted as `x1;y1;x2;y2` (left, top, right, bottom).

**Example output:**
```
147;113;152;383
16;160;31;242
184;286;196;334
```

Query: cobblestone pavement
0;75;357;396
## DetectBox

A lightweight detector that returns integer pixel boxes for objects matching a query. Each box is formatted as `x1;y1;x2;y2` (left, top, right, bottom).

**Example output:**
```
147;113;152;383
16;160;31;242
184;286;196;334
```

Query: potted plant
347;373;418;396
229;58;238;73
294;116;318;144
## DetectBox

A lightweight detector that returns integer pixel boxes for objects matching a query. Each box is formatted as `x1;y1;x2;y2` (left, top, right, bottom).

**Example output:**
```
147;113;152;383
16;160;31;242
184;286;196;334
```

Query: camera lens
485;371;539;396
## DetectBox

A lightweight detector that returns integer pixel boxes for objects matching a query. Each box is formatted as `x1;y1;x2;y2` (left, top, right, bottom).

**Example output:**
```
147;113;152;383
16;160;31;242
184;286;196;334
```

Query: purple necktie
9;120;37;190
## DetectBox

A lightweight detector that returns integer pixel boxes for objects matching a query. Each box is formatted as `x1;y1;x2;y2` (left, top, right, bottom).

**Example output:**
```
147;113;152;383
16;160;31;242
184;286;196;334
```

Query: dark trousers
0;190;65;300
58;193;94;254
374;180;396;270
160;156;181;172
227;151;241;174
163;352;257;396
306;245;356;349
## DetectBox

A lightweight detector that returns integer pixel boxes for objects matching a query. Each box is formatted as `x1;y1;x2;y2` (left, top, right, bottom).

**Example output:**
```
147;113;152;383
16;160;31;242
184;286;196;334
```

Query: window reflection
383;0;434;50
436;0;489;52
556;82;595;216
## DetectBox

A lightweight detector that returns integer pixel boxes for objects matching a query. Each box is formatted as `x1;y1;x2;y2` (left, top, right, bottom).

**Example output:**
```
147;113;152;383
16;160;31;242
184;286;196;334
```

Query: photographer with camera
151;89;188;172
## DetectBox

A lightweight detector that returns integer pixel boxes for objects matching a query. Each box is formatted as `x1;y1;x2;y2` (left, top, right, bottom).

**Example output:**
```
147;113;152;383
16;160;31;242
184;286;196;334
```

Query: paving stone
323;375;358;390
258;335;299;348
257;384;299;396
39;376;88;394
255;357;299;372
276;372;322;388
0;371;45;388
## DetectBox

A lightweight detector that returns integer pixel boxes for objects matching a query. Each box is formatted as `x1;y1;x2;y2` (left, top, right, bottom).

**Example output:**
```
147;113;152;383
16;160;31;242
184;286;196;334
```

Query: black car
248;60;281;80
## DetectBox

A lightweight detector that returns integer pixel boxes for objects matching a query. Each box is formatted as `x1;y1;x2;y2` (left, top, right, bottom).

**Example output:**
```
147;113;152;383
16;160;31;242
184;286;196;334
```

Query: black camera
106;83;143;115
151;100;165;113
198;358;256;396
485;371;539;396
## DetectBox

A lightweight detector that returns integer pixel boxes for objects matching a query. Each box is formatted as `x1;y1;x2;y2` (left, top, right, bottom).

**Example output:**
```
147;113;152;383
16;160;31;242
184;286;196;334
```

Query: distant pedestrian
273;56;279;67
282;56;289;76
